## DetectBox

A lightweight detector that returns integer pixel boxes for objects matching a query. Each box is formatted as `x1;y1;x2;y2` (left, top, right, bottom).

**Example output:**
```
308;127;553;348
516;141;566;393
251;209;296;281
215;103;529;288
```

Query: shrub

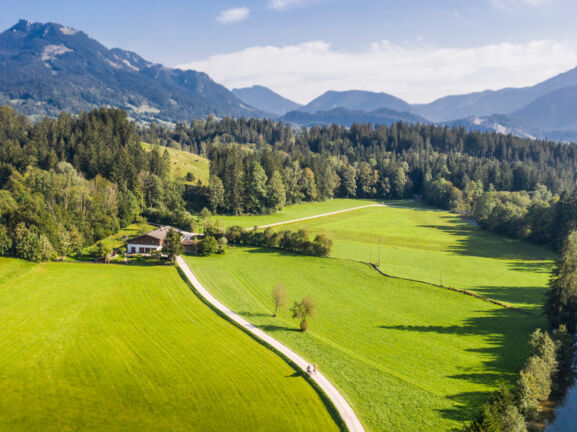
198;235;219;256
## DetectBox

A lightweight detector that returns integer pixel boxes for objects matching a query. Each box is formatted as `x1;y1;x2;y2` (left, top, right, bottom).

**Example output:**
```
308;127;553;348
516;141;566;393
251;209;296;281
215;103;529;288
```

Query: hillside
141;142;210;184
232;85;301;116
0;20;264;123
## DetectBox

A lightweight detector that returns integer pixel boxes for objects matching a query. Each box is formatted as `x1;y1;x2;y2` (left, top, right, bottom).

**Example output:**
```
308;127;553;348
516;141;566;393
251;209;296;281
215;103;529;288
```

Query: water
546;384;577;431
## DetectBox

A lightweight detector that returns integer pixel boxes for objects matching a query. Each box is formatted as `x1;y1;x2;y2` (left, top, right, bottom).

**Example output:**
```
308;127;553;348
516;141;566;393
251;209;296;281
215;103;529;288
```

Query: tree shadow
418;215;555;261
472;285;546;312
378;307;540;422
285;371;303;378
239;311;271;318
258;324;301;333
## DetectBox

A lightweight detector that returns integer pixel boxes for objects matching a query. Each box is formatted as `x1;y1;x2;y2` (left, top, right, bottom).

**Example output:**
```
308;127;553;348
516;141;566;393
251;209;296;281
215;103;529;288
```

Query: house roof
146;226;173;241
127;226;178;244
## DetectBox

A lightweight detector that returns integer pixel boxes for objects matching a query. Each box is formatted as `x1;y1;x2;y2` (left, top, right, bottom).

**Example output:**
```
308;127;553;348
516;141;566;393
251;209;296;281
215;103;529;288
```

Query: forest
2;106;577;261
142;116;577;251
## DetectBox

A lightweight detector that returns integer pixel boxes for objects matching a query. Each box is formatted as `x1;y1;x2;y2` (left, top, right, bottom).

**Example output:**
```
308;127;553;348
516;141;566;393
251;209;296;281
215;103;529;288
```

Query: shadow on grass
259;324;301;333
379;307;541;423
239;311;272;318
286;371;304;378
472;285;546;311
418;215;555;261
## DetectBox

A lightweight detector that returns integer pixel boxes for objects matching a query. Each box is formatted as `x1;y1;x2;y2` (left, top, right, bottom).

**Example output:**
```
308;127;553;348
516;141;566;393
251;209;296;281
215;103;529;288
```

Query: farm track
176;256;366;432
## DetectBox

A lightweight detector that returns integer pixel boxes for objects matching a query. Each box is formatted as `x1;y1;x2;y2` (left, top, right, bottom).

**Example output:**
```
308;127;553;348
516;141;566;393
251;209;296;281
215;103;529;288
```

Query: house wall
126;243;162;254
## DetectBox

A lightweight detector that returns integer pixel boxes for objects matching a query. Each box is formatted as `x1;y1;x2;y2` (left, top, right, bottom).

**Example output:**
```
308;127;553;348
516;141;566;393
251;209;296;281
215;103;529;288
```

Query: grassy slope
0;258;339;432
217;201;555;310
141;142;210;184
185;248;541;432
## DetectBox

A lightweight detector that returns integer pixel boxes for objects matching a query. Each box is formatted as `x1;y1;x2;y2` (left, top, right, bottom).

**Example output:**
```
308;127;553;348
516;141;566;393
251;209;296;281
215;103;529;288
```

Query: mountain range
1;20;577;141
0;20;264;123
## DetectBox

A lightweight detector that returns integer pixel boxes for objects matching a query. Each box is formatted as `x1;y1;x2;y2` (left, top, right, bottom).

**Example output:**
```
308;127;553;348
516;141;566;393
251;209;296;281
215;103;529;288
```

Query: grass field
0;258;339;431
185;248;542;431
212;198;381;229
141;142;210;184
217;201;555;310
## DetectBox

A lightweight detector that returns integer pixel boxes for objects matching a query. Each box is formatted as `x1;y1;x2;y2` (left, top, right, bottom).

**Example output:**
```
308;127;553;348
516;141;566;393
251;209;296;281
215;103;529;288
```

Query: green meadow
212;198;381;229
0;258;339;432
141;142;210;184
218;201;556;310
185;247;542;431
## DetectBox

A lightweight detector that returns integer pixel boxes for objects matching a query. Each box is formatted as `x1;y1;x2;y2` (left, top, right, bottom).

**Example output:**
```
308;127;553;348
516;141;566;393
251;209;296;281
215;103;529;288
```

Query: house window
131;247;136;253
139;247;144;253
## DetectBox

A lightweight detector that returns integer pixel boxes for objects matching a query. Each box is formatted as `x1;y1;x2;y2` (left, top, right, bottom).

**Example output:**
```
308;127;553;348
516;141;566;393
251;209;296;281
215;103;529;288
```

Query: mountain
299;90;412;114
280;107;427;127
413;65;577;122
232;85;301;116
444;114;538;139
0;20;264;123
512;84;577;132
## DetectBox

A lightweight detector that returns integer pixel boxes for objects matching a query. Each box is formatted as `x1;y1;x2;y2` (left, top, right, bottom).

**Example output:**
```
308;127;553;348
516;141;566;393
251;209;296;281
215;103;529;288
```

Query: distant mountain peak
299;89;413;114
233;85;301;117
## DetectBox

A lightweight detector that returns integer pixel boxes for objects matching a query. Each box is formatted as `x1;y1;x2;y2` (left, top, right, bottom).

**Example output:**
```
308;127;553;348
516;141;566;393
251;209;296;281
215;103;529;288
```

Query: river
545;383;577;431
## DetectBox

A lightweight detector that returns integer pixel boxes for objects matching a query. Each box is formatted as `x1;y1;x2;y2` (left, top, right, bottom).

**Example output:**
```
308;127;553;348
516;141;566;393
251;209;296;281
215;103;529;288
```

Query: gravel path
176;256;365;432
246;204;384;231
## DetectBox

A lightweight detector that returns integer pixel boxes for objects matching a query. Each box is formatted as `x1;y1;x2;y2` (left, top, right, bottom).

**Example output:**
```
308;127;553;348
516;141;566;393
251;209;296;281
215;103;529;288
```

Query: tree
163;227;183;262
13;222;44;262
545;230;577;332
271;284;287;317
0;224;12;256
208;175;225;212
266;170;286;212
245;161;268;213
300;168;317;201
341;165;357;198
291;296;316;331
94;241;112;260
198;235;219;256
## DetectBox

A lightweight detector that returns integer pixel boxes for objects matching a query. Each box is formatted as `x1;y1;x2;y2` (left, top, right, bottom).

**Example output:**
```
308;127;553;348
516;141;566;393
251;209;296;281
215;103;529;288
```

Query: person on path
313;364;317;374
306;365;312;375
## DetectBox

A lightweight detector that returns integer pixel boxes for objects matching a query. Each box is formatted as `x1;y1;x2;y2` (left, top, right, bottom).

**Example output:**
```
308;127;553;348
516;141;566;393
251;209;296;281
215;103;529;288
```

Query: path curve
176;256;365;432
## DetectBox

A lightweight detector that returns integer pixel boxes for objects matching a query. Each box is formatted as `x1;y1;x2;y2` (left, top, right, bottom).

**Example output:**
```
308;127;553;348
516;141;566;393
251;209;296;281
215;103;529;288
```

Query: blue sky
3;0;577;103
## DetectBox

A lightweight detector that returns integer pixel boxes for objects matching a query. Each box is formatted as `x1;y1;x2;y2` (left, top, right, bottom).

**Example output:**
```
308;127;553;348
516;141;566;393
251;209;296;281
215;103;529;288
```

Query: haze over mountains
2;20;577;141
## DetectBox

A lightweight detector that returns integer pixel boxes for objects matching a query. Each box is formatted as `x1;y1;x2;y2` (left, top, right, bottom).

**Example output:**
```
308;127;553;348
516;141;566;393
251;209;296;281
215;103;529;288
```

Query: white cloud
217;7;250;24
177;39;577;104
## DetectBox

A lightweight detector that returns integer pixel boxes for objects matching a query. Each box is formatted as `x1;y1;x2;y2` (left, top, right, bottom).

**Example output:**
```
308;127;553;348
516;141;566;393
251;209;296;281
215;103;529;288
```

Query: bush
198;235;220;256
225;226;333;257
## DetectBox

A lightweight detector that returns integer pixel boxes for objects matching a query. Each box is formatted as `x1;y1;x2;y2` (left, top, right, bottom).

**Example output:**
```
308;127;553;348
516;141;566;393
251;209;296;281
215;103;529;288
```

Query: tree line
467;231;577;431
